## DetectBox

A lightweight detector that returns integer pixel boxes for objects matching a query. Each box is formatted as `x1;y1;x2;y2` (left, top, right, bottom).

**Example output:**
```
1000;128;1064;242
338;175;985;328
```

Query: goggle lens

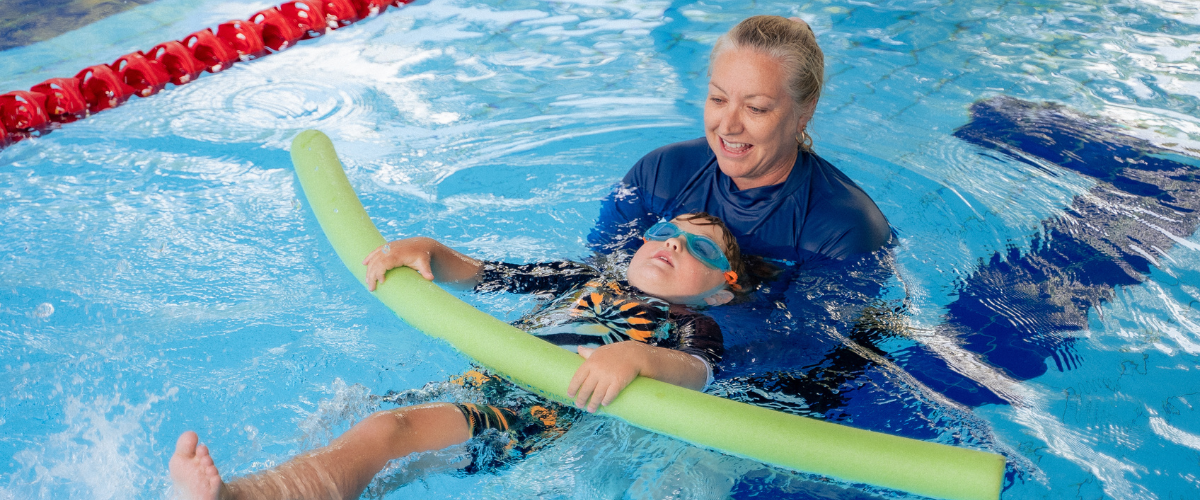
642;221;731;271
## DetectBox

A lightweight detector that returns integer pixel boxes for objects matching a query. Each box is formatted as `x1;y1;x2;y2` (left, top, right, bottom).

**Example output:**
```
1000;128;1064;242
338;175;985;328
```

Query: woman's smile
720;137;752;155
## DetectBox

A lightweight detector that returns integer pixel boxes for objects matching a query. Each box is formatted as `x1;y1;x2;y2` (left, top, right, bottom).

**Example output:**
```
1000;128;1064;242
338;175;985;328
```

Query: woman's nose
718;108;743;135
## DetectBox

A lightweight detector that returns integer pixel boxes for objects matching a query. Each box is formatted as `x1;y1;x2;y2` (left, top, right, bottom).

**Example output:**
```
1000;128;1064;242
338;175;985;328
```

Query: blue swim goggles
642;221;732;272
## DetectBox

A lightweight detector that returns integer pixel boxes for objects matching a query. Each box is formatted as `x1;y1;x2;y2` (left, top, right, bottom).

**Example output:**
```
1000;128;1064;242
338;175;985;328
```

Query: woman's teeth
722;138;750;152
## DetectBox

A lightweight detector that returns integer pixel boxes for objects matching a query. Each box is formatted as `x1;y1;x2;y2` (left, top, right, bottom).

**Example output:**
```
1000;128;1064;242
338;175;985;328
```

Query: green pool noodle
289;129;1005;500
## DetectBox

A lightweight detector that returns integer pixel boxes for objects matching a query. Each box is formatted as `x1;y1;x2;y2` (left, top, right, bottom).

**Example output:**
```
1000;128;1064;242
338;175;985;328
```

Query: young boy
170;212;756;500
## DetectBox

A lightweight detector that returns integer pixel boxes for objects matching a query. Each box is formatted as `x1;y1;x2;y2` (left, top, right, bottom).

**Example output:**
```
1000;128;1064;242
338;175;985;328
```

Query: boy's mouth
652;250;675;267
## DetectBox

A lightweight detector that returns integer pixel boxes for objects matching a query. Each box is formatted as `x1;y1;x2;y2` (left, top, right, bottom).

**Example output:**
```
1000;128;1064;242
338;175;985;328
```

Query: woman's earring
797;129;812;151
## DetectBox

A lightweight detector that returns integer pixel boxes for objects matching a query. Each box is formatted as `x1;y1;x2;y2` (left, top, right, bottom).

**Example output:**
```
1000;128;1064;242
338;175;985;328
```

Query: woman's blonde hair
710;15;824;151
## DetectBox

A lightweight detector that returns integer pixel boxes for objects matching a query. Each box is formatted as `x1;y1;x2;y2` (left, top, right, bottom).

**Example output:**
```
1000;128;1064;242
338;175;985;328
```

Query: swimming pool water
2;0;1199;498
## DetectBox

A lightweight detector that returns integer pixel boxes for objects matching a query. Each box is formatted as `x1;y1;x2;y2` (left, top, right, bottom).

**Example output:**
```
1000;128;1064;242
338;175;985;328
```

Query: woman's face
705;47;809;190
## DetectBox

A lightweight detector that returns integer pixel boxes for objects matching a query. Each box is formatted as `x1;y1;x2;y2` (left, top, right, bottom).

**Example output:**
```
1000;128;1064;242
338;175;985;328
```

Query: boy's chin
627;276;674;301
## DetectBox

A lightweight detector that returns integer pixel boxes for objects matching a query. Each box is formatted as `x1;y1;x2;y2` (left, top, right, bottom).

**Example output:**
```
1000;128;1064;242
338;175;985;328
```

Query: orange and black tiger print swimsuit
438;260;724;472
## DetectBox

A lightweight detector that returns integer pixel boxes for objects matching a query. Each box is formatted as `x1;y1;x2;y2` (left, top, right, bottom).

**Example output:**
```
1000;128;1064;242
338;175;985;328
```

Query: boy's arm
567;342;708;413
362;237;483;291
474;261;598;296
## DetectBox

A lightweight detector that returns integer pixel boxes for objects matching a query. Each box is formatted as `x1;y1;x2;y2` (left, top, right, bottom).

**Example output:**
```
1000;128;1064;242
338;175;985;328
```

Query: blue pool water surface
2;0;1200;498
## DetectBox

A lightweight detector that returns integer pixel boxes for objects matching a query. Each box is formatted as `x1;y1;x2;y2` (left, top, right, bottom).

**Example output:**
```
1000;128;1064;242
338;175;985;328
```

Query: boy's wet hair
672;212;778;295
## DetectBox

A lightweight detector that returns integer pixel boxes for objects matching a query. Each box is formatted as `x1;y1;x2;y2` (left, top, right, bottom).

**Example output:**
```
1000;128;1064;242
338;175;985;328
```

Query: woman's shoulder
794;151;893;257
623;138;716;193
635;137;713;170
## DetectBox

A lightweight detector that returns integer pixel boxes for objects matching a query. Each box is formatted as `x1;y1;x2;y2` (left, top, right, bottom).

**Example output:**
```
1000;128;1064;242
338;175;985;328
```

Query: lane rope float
0;0;411;149
290;129;1006;500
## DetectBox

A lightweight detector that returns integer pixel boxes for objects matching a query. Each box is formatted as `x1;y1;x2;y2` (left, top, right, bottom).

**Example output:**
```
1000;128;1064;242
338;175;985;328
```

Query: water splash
2;388;177;500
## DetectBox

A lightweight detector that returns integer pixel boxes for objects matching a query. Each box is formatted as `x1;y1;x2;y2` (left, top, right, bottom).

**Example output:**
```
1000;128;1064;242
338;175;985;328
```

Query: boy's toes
174;431;200;458
169;431;223;500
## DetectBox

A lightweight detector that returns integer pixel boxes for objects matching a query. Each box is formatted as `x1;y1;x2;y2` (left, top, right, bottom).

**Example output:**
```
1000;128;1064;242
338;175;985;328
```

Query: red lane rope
0;0;412;149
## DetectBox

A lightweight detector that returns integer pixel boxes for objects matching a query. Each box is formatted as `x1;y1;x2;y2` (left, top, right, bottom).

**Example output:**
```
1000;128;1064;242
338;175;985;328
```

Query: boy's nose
665;236;685;252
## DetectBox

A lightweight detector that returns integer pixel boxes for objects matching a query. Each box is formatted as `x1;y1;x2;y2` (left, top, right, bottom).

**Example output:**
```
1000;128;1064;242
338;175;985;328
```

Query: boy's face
626;218;731;305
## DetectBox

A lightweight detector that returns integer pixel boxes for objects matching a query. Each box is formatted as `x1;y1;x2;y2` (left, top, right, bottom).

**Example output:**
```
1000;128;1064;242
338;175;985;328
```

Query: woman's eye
748;107;765;113
709;97;725;104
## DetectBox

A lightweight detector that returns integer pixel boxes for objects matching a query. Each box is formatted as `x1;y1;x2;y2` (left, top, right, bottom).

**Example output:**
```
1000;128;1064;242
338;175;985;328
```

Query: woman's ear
704;289;735;306
796;98;817;134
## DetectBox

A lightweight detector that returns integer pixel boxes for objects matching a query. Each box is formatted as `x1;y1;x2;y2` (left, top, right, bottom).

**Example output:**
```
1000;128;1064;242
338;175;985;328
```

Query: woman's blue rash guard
588;138;893;264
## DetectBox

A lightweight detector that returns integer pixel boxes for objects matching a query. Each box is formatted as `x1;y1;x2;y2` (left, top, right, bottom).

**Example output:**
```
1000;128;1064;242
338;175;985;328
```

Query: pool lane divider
289;129;1007;500
0;0;411;150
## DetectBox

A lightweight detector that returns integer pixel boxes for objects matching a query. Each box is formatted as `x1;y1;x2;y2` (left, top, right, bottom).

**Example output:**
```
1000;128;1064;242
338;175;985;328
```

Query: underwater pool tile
891;22;961;54
827;4;923;33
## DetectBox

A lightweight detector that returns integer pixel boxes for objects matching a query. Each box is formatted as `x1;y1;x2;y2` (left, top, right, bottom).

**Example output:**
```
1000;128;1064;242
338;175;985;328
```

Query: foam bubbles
32;302;54;319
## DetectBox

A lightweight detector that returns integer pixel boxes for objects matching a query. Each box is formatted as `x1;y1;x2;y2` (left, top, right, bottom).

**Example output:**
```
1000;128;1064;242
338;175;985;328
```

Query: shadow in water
948;96;1200;383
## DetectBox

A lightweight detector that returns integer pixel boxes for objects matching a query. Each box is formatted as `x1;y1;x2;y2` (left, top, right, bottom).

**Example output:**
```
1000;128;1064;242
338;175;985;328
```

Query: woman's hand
362;237;437;291
567;343;650;413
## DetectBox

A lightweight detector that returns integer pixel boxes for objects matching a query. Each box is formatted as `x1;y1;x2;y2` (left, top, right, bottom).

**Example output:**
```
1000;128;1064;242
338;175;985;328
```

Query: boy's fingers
411;256;435;281
365;265;384;291
574;380;595;408
567;366;587;397
574;377;600;411
600;383;619;407
590;383;613;412
577;346;594;359
363;245;384;265
588;390;602;412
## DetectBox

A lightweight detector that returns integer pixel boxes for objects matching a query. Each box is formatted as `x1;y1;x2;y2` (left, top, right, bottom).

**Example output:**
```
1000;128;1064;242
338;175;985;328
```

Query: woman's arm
362;237;483;291
566;342;708;413
586;142;691;254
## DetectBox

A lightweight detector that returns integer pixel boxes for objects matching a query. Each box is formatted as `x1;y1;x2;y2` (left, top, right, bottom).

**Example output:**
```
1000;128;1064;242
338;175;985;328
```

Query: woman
590;15;892;265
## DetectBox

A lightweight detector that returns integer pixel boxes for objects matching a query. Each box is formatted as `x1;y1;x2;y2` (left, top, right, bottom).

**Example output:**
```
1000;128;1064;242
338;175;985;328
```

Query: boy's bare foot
169;431;224;500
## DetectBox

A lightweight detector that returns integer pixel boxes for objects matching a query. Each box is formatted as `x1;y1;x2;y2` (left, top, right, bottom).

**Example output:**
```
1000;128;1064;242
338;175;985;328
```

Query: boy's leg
170;403;470;500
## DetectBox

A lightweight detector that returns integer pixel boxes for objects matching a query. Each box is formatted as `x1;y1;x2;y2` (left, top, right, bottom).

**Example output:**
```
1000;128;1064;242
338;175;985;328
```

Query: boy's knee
349;404;469;455
354;410;413;444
